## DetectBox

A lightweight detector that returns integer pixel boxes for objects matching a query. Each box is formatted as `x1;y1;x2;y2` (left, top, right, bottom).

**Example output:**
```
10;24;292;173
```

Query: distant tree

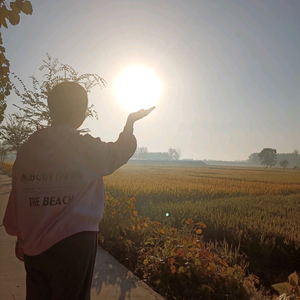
258;148;277;168
134;147;149;159
0;141;10;166
0;113;33;152
279;159;289;169
146;152;169;160
11;54;106;129
248;153;260;165
168;148;181;160
0;0;33;123
175;148;181;160
292;149;299;166
176;148;181;160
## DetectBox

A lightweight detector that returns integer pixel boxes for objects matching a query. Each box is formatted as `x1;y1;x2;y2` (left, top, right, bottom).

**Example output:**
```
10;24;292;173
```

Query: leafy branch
11;53;107;128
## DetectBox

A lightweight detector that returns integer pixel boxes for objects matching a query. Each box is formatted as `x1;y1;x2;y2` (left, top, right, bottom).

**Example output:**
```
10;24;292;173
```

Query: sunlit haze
2;0;300;160
114;66;161;111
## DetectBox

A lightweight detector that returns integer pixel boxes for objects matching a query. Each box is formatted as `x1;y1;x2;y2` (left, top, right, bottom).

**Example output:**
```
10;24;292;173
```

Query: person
3;81;155;300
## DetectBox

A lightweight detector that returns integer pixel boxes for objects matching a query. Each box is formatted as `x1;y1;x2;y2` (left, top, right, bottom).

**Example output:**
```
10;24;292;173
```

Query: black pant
24;231;98;300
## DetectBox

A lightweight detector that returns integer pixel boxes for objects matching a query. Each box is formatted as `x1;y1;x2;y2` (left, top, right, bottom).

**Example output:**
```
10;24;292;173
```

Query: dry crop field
104;162;300;285
3;161;300;288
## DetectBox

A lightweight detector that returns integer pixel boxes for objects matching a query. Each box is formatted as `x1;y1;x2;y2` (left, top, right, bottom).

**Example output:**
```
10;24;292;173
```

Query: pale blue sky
2;0;300;160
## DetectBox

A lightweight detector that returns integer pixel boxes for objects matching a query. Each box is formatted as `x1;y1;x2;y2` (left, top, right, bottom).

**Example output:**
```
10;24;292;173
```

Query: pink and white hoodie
3;125;136;256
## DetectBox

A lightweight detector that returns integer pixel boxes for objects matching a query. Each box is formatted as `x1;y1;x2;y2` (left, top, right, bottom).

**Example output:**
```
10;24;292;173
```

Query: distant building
131;152;170;160
147;152;170;160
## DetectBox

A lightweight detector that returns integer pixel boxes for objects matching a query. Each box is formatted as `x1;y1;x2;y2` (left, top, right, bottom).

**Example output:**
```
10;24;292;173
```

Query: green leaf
0;6;10;18
288;272;299;286
185;241;195;248
271;282;290;295
10;2;21;14
15;0;24;10
201;285;214;293
22;1;33;15
0;53;5;65
0;14;8;28
8;11;20;26
0;66;9;75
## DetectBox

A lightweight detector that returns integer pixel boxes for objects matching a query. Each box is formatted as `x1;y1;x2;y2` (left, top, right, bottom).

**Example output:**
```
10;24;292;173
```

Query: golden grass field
3;161;300;287
104;163;300;242
3;161;300;243
104;162;300;285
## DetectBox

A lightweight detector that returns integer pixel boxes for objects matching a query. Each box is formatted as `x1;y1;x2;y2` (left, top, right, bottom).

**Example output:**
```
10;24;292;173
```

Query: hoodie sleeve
80;125;137;176
3;164;20;237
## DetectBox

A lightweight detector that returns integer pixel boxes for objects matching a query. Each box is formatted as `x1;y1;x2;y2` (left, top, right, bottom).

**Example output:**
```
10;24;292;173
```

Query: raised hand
126;106;155;125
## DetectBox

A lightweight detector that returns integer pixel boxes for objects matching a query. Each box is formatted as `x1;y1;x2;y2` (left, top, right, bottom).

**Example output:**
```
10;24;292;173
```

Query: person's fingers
143;106;155;117
145;106;155;114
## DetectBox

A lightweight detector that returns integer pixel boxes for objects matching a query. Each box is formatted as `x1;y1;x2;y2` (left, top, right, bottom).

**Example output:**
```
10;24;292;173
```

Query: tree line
132;147;181;160
248;148;300;169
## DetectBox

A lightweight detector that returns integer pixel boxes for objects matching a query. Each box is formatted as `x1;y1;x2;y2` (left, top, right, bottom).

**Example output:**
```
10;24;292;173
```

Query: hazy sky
2;0;300;160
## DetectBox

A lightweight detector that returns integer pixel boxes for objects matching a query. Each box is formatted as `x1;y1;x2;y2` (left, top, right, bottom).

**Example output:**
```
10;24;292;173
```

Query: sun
114;66;161;111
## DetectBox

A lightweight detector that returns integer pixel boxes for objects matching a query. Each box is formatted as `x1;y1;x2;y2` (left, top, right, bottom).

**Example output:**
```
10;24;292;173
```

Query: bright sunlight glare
114;66;161;111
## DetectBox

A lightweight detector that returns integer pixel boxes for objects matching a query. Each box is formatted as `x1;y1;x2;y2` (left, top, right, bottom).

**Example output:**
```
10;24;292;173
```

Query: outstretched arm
80;107;156;176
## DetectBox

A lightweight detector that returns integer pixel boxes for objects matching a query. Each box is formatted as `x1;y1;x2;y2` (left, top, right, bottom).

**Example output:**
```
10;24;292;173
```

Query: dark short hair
47;81;88;125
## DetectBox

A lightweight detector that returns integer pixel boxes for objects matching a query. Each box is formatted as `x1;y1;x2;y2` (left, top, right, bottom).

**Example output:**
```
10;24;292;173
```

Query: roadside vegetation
99;193;269;299
103;164;300;299
0;162;13;176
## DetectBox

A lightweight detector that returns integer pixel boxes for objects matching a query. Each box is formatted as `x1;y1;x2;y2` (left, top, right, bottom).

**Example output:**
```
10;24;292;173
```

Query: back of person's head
47;81;88;129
